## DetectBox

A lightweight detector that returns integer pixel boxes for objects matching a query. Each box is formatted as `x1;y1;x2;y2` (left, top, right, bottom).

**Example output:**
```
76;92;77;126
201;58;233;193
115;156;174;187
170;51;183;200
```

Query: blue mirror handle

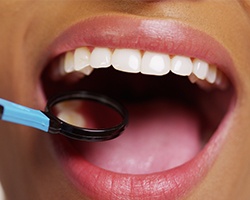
0;98;50;132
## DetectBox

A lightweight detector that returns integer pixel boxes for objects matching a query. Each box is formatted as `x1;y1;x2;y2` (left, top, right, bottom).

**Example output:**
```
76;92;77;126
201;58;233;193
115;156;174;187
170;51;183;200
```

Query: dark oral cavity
42;60;235;175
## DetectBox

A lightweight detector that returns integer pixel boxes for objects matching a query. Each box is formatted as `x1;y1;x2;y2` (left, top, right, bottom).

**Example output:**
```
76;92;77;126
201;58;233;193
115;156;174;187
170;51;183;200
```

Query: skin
0;0;250;199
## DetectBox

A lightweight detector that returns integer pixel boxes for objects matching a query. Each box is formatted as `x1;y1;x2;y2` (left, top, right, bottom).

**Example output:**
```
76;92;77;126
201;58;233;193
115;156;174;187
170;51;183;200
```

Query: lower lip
50;104;233;199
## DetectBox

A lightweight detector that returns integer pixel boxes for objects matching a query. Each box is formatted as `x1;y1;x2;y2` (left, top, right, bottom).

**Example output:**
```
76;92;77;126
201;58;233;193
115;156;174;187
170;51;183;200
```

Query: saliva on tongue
74;98;202;174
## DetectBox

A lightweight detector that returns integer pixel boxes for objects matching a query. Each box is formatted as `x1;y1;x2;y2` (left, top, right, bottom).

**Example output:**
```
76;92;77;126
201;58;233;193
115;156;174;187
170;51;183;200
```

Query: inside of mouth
42;62;235;175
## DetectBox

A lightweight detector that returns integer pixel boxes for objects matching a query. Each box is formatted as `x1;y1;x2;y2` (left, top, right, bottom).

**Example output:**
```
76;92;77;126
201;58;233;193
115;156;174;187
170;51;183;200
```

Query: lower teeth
57;110;86;127
55;100;86;127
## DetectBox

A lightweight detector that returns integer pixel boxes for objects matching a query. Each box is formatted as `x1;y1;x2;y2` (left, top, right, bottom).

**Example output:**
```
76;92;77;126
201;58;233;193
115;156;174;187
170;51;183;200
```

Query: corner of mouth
39;14;238;199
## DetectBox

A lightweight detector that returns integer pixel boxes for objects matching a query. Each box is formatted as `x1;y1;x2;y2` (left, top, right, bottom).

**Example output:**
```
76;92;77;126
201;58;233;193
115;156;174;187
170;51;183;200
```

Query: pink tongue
77;99;202;174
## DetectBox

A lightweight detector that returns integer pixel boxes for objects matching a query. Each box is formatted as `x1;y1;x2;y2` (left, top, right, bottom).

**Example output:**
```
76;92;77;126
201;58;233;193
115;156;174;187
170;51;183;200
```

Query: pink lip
48;15;236;199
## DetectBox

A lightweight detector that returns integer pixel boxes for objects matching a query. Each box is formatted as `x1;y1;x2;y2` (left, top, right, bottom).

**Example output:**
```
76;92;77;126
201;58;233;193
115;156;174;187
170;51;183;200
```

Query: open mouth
39;15;237;198
42;46;234;174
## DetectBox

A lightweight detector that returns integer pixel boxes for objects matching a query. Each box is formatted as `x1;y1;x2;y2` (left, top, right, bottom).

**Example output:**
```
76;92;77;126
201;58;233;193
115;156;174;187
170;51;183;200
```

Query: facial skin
0;0;250;199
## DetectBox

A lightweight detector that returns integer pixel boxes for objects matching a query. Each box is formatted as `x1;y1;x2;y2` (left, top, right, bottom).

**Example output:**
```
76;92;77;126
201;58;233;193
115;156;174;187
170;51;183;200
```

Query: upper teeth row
52;47;228;90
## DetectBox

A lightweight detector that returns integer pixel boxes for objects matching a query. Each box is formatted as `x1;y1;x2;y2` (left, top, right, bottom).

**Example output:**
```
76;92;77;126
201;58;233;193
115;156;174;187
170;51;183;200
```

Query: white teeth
206;65;217;84
171;56;193;76
53;46;228;90
141;51;170;75
74;47;94;76
64;51;75;73
57;110;86;127
55;100;82;112
112;49;141;73
74;47;90;71
90;47;112;69
56;101;86;127
193;58;209;80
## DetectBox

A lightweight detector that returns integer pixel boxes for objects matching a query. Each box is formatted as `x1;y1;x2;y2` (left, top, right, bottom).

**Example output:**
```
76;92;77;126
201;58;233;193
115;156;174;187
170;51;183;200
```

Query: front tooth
74;47;90;71
206;65;217;84
90;47;112;68
193;59;209;80
74;47;94;76
57;110;86;127
112;49;141;73
141;51;170;76
171;56;193;76
64;51;75;73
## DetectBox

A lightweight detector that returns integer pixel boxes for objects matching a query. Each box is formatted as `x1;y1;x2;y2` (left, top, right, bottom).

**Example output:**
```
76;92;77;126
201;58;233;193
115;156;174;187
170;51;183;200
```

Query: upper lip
43;14;237;199
47;14;236;85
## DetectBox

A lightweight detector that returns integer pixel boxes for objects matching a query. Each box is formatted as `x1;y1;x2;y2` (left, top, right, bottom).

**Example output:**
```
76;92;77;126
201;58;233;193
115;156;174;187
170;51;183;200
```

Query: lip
45;14;237;199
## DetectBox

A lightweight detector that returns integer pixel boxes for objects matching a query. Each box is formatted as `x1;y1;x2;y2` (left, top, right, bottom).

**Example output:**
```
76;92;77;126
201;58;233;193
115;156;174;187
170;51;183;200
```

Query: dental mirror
0;91;128;142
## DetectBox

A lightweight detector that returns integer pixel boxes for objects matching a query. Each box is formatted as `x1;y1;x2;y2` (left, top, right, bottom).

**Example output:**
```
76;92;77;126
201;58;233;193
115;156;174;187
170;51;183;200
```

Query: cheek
0;124;73;199
0;124;27;198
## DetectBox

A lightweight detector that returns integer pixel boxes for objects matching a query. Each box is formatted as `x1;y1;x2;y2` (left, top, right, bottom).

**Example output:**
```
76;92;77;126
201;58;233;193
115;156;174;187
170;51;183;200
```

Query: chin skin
0;1;250;200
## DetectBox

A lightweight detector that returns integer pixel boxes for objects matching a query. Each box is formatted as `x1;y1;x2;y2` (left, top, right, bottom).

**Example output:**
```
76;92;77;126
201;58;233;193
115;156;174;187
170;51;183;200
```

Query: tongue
75;99;202;174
